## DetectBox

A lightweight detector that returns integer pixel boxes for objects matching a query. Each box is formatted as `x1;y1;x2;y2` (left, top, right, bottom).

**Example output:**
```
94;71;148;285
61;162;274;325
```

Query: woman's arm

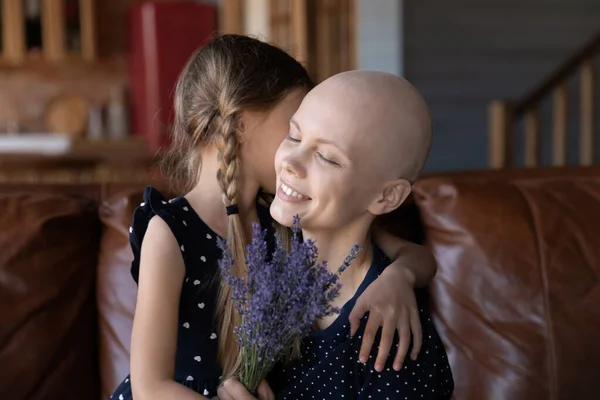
130;216;208;400
349;227;438;372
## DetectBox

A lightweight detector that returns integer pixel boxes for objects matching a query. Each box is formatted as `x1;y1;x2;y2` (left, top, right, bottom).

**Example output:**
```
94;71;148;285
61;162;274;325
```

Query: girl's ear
367;179;412;216
235;112;247;144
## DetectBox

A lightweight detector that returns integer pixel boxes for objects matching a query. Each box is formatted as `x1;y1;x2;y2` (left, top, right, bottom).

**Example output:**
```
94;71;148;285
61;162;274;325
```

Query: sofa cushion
413;166;600;400
0;192;101;400
97;189;144;398
97;185;170;397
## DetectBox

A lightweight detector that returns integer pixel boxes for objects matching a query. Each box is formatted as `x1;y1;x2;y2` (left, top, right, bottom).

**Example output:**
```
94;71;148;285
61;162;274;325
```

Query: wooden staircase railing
489;30;600;168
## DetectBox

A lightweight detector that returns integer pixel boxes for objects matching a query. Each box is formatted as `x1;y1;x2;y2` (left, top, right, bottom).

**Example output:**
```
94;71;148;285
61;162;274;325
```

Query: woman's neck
186;147;261;239
302;221;374;285
303;220;375;332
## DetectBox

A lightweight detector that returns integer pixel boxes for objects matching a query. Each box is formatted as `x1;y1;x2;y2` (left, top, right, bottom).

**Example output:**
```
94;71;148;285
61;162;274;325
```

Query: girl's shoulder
129;186;222;284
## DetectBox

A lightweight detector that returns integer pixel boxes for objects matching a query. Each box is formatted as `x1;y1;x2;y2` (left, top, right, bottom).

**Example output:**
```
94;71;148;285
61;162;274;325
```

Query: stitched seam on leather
515;184;558;400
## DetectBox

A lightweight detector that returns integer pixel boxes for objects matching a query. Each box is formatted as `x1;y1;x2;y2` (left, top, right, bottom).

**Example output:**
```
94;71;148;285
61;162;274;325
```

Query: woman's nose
281;152;307;178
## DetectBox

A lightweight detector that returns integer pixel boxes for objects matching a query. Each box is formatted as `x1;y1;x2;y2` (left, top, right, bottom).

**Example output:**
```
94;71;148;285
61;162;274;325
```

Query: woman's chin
270;199;299;228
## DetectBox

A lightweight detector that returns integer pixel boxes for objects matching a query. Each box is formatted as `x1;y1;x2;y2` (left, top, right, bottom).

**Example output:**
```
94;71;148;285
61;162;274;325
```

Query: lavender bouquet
217;216;359;392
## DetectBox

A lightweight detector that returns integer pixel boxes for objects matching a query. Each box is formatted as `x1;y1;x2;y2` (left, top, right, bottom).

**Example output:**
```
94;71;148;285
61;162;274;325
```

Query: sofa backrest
0;186;102;400
4;165;599;400
414;166;600;400
0;181;157;400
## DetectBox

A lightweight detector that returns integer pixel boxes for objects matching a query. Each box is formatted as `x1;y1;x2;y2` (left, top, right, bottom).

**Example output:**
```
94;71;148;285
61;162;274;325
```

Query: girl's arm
130;216;208;400
217;379;274;400
349;227;437;373
372;227;437;287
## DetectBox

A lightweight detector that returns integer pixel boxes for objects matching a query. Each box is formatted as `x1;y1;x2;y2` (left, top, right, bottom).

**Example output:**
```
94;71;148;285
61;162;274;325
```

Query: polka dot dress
268;247;454;400
110;187;274;399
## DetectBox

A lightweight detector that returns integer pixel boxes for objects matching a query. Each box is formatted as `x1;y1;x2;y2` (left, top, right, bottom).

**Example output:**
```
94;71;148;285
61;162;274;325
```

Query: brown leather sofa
1;166;599;400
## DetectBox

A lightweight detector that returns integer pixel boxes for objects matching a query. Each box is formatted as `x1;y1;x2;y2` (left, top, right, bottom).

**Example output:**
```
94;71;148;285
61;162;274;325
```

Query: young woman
219;71;454;400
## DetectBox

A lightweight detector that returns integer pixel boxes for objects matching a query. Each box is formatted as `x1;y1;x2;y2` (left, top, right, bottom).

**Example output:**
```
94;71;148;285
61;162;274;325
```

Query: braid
214;110;247;379
217;113;242;206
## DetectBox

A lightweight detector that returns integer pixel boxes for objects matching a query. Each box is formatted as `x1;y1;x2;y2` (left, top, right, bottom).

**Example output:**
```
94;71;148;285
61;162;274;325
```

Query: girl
110;35;437;400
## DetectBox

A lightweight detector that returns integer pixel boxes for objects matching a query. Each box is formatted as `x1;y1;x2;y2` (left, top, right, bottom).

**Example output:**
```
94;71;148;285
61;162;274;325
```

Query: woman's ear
368;179;412;216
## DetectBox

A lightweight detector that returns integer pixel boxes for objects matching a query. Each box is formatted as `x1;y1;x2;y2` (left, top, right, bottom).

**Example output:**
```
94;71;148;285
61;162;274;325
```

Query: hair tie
226;204;239;216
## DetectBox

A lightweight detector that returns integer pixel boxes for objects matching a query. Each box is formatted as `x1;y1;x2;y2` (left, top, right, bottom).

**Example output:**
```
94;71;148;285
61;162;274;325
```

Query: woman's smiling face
269;89;384;232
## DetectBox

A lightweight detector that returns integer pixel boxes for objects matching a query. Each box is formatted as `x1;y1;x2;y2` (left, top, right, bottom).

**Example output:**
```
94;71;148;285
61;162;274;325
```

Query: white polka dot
203;389;209;396
200;256;206;262
182;221;187;227
186;375;194;381
210;333;217;339
194;356;201;362
198;303;205;309
129;226;133;233
180;245;185;252
183;206;189;211
206;233;212;239
161;200;167;204
140;202;145;206
194;280;201;285
183;322;190;328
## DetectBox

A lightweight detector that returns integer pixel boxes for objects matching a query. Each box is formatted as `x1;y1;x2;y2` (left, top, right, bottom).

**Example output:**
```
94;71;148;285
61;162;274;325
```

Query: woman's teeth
281;183;308;200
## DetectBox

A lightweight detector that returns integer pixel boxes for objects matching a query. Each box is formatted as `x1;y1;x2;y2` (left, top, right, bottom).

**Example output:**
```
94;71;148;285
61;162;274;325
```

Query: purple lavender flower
217;216;360;392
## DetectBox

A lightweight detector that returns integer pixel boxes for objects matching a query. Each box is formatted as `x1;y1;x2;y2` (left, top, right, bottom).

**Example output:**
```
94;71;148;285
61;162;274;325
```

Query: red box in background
129;1;217;152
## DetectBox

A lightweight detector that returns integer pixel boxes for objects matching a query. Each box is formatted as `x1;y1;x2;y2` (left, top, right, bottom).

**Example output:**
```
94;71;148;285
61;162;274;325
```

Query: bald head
304;70;432;182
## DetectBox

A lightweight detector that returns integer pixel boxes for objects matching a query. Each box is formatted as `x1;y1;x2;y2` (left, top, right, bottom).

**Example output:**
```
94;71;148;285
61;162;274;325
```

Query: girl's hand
217;379;274;400
349;266;422;372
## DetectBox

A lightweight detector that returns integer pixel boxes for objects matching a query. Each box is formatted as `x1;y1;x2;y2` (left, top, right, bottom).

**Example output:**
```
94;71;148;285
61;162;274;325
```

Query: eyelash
286;135;341;168
317;153;340;168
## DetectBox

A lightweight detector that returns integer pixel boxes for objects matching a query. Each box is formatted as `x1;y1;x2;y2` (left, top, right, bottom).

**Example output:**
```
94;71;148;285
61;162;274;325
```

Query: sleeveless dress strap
129;186;190;283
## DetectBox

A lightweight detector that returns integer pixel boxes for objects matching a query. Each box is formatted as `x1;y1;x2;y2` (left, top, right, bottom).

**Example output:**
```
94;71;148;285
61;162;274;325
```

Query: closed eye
317;152;341;167
286;135;300;143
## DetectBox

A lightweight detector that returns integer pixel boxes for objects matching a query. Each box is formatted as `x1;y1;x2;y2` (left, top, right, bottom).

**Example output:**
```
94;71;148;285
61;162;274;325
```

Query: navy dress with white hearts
110;186;274;399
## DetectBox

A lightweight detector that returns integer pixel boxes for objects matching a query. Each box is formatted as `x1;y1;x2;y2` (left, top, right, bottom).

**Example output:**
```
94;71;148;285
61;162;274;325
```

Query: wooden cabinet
0;0;96;65
269;0;355;82
218;0;356;83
